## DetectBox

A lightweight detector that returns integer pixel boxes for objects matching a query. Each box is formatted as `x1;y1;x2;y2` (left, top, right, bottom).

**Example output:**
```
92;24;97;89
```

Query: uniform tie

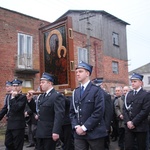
6;94;11;111
80;86;84;97
133;90;137;95
43;93;47;97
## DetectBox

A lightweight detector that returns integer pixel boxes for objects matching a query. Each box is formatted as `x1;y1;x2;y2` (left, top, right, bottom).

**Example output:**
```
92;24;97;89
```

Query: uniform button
80;109;81;111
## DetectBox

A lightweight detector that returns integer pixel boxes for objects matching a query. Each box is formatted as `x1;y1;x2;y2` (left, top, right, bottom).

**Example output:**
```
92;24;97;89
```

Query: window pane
112;61;119;74
112;32;119;46
27;36;31;56
22;80;32;87
18;33;32;68
78;47;88;63
18;34;24;66
26;36;32;67
19;35;24;55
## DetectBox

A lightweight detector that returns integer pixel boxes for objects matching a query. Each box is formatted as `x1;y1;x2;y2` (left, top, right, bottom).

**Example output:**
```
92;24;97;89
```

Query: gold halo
58;46;67;58
46;29;62;54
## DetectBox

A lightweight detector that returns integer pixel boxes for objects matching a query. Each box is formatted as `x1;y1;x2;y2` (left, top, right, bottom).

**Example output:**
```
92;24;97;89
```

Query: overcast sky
1;0;150;71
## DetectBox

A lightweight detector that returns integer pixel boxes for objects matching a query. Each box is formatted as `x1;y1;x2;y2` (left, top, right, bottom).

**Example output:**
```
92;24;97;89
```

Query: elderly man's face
115;87;123;97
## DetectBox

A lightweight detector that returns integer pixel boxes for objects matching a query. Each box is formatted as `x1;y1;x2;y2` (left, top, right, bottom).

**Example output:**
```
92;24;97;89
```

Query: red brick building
0;7;50;107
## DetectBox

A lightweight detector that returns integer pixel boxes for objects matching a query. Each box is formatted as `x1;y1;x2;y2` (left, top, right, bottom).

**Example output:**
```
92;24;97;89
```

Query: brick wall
0;7;50;107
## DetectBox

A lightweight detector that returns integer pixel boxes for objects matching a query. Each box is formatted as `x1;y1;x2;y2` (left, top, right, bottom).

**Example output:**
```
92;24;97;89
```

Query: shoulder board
92;83;98;87
56;91;64;96
56;91;63;95
75;86;80;90
18;93;26;96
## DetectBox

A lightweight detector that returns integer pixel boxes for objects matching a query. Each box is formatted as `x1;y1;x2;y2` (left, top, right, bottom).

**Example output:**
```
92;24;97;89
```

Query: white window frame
78;47;88;63
22;80;32;88
112;32;119;46
112;61;119;74
18;33;33;69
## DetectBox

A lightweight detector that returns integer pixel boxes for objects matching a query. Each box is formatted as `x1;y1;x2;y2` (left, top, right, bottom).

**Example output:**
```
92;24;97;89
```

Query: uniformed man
70;61;107;150
123;72;150;150
0;79;27;150
92;78;113;150
4;81;12;107
27;72;65;150
5;81;12;93
3;81;13;150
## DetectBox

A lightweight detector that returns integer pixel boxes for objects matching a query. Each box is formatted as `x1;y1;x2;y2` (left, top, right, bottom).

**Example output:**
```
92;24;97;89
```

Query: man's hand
24;111;29;117
26;91;34;102
127;121;135;129
35;114;38;120
76;126;86;135
52;133;59;141
11;91;18;98
119;114;124;120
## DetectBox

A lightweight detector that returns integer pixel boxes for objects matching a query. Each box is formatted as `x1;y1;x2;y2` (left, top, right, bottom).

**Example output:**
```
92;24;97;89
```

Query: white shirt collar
81;80;90;90
134;87;142;93
46;87;53;95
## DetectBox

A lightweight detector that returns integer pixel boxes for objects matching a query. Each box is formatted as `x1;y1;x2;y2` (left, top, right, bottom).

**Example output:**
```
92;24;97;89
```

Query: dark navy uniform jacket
102;90;113;131
123;88;150;132
70;81;107;140
28;88;65;138
0;94;27;129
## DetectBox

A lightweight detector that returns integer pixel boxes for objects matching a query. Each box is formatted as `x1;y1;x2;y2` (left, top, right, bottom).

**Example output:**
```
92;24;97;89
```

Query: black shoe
111;138;117;142
26;143;35;148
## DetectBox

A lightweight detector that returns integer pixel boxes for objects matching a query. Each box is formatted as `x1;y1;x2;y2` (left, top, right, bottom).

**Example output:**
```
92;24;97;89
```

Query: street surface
0;139;120;150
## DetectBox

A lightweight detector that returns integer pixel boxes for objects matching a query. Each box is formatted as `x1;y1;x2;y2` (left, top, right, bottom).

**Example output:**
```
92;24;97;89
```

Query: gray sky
1;0;150;71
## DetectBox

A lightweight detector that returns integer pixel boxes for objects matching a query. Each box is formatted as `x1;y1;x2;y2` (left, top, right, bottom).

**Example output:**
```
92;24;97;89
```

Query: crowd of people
0;61;150;150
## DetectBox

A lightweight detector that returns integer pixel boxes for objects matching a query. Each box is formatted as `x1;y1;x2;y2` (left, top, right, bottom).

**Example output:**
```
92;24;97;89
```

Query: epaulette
56;91;64;96
75;86;80;90
91;83;98;87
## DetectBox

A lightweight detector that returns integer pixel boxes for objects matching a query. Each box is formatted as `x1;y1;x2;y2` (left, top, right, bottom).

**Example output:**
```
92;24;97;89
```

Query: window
78;47;88;63
112;61;119;74
148;76;150;84
112;32;119;46
21;79;33;93
18;33;33;68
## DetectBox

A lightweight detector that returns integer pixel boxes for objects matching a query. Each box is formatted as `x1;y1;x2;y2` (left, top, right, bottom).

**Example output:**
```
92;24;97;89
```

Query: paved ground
0;140;34;150
0;138;120;150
